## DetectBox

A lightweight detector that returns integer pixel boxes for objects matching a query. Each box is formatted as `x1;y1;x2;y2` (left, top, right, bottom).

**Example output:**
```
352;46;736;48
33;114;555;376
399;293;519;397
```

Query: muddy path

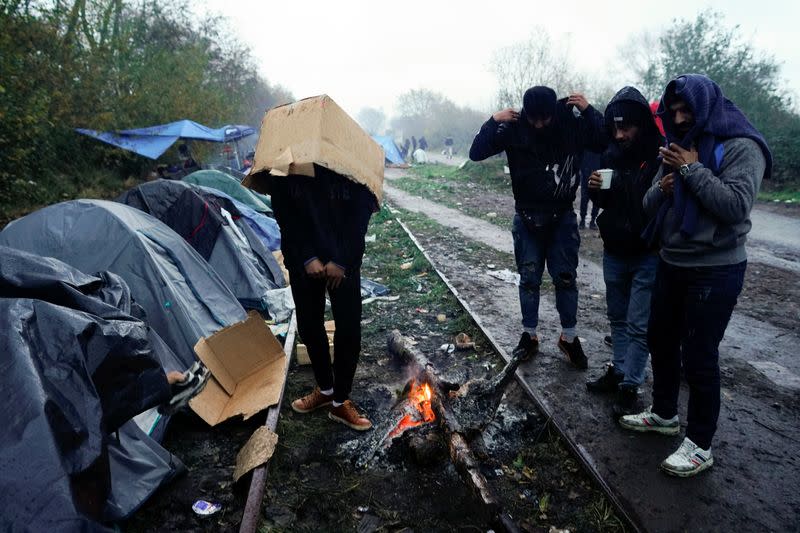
385;178;800;532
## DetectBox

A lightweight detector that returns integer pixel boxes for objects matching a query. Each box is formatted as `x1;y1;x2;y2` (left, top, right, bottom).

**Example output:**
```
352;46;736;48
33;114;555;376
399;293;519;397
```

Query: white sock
320;388;333;396
332;400;343;407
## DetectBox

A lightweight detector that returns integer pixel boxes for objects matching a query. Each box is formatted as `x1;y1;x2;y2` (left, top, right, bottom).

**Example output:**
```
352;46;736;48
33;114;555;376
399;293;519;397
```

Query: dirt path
385;180;800;532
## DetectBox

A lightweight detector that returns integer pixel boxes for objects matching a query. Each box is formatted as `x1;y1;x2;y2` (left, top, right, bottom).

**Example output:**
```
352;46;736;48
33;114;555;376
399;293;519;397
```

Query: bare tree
615;30;664;101
357;106;386;135
396;89;446;118
489;27;586;109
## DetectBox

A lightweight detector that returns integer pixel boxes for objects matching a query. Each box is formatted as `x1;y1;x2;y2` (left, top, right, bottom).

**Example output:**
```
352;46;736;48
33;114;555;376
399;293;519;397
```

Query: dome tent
117;179;284;311
0;199;247;366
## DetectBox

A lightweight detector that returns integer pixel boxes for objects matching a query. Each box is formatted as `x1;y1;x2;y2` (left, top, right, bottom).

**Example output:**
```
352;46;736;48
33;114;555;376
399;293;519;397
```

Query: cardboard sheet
233;426;279;482
190;311;287;426
245;95;384;203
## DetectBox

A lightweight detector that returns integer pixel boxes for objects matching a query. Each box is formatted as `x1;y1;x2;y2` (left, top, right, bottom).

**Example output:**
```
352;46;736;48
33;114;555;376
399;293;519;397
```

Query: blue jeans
649;259;746;450
603;251;658;387
512;210;580;332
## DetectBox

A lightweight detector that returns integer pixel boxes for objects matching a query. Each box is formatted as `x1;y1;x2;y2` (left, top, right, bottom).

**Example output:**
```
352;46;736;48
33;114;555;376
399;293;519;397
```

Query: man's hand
659;143;699;168
492;108;520;123
304;258;326;279
324;262;346;290
587;171;603;189
566;93;590;112
659;172;676;195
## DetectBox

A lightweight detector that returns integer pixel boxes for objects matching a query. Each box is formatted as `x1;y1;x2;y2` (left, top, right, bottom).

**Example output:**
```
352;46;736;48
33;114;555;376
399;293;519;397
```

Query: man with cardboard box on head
246;96;384;432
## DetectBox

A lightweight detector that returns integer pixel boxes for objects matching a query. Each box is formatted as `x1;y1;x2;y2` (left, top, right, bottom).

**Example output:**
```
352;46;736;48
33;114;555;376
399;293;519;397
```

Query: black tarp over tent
0;246;186;530
116;179;285;312
0;199;248;367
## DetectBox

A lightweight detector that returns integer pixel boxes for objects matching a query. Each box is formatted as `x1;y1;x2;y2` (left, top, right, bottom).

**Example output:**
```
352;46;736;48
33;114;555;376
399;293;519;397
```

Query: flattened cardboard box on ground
190;311;287;426
244;95;384;202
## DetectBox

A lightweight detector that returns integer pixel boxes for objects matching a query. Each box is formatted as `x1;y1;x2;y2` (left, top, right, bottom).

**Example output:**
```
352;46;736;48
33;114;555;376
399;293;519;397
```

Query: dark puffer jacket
589;86;663;256
469;98;606;213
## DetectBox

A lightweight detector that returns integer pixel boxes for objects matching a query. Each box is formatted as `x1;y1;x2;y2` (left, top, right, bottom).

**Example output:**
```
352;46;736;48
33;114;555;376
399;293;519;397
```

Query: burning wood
387;380;436;439
387;330;520;533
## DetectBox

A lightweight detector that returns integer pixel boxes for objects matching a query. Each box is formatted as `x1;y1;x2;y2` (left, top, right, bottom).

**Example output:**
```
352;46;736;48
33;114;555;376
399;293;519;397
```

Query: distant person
412;148;428;164
270;165;378;431
419;136;428;151
412;136;417;154
403;138;412;161
469;86;606;369
444;136;454;159
584;86;663;418
579;150;602;229
621;74;771;477
178;143;198;171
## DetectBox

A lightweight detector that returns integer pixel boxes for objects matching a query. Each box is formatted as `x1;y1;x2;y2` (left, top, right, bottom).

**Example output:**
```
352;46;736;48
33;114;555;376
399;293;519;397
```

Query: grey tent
0;246;186;527
117;179;285;311
0;199;247;366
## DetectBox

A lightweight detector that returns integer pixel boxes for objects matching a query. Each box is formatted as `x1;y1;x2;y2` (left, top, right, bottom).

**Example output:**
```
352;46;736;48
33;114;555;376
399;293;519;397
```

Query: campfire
387;379;436;439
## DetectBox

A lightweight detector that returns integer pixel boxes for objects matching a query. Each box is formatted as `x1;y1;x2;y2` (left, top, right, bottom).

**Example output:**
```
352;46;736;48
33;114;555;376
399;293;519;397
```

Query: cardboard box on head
244;95;384;203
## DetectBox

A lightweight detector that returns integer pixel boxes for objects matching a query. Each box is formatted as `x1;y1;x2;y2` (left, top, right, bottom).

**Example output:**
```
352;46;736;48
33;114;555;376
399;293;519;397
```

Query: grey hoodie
642;137;766;267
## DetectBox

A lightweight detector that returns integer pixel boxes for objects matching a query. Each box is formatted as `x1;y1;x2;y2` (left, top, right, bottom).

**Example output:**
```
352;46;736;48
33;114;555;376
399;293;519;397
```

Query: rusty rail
239;311;297;533
395;218;643;533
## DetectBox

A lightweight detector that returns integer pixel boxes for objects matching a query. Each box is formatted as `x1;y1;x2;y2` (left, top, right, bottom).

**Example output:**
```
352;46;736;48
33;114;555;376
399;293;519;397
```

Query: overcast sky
197;0;800;119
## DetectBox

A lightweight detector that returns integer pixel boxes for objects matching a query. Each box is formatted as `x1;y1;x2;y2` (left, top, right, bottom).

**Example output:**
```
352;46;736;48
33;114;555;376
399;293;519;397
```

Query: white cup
598;168;613;189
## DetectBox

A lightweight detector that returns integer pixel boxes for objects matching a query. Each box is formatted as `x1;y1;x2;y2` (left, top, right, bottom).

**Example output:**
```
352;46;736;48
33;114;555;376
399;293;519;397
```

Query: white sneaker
661;437;713;477
619;407;680;435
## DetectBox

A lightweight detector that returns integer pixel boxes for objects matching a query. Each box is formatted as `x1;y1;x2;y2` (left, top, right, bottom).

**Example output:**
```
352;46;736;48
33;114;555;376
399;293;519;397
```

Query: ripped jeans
512;209;580;333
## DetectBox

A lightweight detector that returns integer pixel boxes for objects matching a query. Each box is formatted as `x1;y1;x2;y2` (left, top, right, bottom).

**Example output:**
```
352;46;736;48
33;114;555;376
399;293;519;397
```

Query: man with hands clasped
269;165;378;431
620;74;772;477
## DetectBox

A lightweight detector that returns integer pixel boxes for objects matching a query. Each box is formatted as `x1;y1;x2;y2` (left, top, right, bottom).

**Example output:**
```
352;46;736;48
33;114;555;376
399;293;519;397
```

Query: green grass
758;187;800;203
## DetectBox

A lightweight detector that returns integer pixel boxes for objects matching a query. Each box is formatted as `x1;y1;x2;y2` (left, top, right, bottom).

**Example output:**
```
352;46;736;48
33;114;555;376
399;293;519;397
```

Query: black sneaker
603;335;613;347
589;219;598;230
579;219;586;230
586;364;623;393
159;362;210;415
612;385;639;418
512;332;539;361
558;335;588;370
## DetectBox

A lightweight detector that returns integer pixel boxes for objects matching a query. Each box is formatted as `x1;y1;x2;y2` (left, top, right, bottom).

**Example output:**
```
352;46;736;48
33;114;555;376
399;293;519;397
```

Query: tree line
0;0;292;220
371;10;798;184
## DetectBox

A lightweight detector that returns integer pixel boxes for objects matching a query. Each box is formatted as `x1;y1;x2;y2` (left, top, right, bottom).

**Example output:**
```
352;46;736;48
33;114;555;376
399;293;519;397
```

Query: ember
388;380;435;438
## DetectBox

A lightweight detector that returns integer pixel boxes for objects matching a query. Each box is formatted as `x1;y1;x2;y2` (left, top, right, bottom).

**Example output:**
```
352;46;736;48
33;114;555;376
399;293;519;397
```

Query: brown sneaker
291;387;333;413
328;400;372;431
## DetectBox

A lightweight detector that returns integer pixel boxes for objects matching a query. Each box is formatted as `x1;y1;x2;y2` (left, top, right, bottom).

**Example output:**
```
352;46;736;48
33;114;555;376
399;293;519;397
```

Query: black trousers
289;266;362;403
649;259;746;450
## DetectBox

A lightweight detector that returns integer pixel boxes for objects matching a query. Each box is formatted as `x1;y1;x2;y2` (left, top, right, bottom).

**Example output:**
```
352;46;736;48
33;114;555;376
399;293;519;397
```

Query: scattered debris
400;261;413;270
486;212;498;218
440;344;456;354
436;313;447;322
362;295;400;305
365;234;376;243
192;500;222;516
361;277;390;299
454;333;475;350
487;269;520;285
233;427;279;482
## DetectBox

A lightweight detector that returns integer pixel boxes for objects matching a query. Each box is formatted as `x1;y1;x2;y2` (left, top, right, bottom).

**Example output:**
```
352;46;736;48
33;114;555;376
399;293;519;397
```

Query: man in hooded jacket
620;74;771;477
584;86;663;417
469;86;606;369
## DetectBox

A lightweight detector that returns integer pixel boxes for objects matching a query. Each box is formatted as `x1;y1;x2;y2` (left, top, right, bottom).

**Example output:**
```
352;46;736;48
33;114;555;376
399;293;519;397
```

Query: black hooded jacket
469;98;606;212
589;86;663;256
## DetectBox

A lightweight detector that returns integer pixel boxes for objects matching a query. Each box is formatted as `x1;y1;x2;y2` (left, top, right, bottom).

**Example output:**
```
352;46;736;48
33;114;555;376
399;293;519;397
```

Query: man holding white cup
585;86;664;418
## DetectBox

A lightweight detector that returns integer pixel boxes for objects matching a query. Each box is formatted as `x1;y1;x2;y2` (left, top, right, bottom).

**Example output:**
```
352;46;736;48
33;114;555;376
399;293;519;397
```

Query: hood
604;86;663;165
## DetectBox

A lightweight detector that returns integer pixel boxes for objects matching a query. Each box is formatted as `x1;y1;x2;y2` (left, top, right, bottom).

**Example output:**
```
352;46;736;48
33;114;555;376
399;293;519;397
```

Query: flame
388;380;436;438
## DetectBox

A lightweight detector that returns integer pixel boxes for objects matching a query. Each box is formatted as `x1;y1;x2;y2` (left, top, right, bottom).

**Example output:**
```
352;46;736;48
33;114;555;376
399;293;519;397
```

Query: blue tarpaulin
372;135;405;165
76;120;256;159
